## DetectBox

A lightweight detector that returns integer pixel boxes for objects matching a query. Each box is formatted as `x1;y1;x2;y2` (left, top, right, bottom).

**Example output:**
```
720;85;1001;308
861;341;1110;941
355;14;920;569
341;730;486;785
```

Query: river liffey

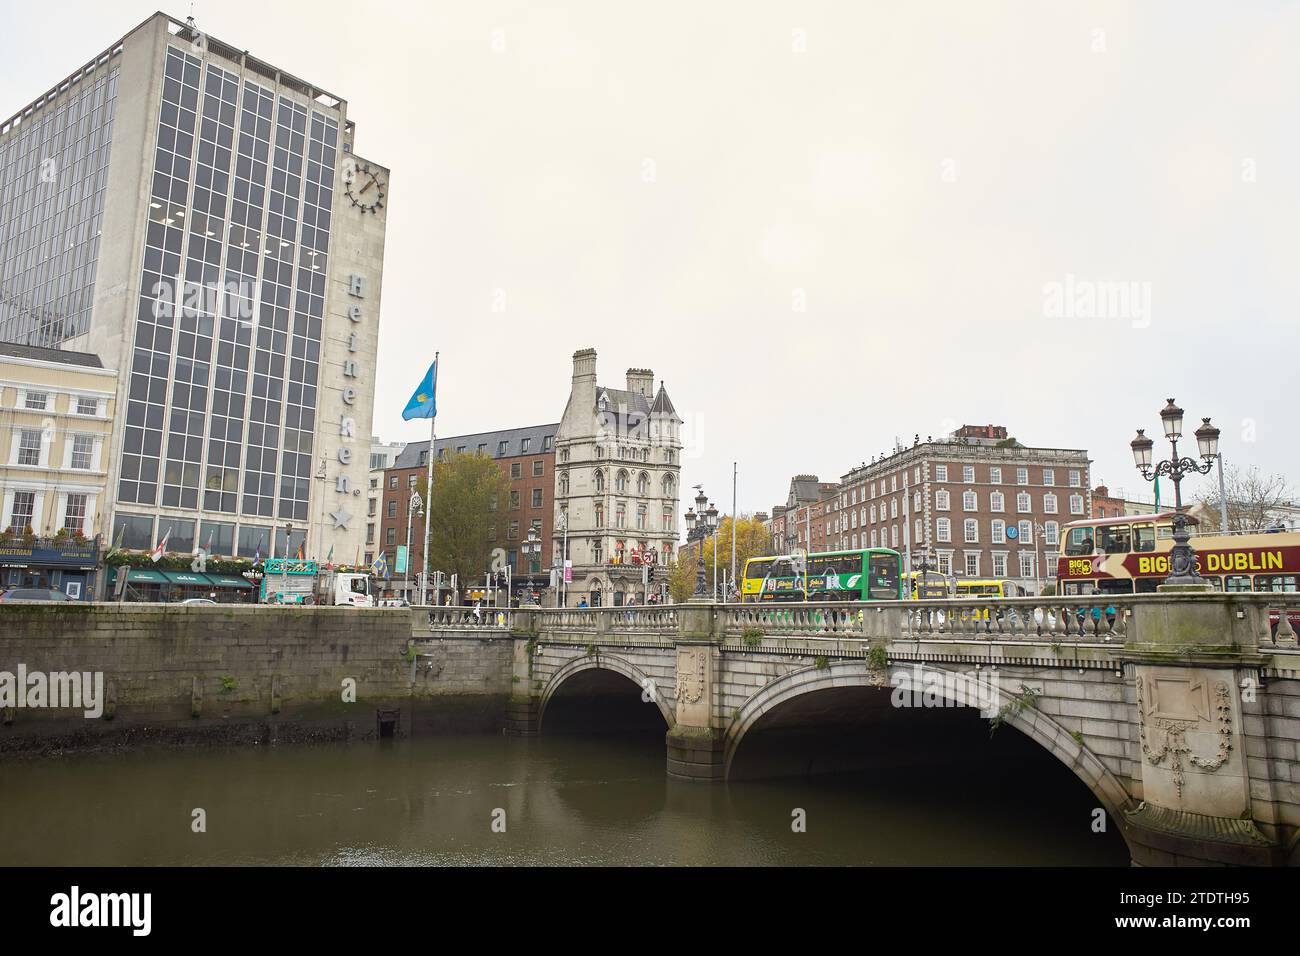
0;731;1128;866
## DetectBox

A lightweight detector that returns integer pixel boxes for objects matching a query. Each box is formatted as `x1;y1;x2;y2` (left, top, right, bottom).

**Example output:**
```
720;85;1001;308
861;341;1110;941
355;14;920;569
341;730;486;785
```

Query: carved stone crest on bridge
674;645;712;727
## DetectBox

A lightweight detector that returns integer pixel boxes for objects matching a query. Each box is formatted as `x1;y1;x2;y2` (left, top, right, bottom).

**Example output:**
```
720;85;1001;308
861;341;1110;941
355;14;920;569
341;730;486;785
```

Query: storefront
0;537;100;600
110;568;258;603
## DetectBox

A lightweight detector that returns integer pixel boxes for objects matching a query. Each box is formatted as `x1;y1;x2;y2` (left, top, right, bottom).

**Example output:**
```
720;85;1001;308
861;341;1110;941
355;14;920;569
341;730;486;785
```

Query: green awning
113;567;167;585
160;570;212;586
205;573;254;589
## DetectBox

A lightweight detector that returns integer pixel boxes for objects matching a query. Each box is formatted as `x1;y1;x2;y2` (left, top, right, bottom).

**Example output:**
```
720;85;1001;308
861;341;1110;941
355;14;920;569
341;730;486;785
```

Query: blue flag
372;551;390;580
402;360;438;421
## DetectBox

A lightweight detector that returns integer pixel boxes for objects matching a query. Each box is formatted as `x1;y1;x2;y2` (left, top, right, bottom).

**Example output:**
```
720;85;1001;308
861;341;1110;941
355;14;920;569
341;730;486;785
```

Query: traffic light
647;566;656;583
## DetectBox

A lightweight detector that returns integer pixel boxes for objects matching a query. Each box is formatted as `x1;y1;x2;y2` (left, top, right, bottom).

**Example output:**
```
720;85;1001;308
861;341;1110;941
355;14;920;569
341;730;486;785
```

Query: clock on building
343;162;385;214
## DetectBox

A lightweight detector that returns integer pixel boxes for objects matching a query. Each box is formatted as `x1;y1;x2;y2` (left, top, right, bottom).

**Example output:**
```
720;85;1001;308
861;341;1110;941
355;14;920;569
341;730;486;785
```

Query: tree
1198;464;1297;533
698;515;774;592
667;545;700;604
417;453;514;591
664;516;774;603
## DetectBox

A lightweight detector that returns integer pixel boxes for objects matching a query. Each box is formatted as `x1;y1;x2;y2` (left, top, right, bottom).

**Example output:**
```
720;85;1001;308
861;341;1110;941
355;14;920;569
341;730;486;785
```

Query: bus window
1133;524;1156;553
1255;575;1298;593
1202;576;1222;591
1100;525;1132;554
1135;577;1161;594
1156;524;1174;540
1225;575;1253;593
1065;528;1095;556
1099;578;1134;595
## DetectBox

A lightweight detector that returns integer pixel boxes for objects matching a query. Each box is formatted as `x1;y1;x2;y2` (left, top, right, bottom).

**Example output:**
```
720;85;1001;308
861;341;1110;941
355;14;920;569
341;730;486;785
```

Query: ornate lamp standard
1130;398;1220;587
685;487;715;598
522;526;542;603
911;544;935;599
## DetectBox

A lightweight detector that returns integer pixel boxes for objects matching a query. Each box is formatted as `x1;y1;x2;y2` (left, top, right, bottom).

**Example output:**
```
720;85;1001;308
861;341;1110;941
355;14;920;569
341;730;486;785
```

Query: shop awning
205;573;254;589
160;570;212;587
112;567;168;585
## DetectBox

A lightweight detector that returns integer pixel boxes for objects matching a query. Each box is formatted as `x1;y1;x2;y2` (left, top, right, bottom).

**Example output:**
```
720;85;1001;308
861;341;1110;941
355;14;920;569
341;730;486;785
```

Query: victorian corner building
553;349;682;607
0;12;389;593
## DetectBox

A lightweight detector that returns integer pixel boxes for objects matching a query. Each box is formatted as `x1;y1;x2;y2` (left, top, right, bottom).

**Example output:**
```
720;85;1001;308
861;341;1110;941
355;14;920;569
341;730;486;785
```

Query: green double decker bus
740;548;902;602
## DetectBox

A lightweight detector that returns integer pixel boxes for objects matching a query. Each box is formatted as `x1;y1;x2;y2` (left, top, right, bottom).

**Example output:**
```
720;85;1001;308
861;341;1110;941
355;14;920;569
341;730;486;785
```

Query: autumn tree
666;515;773;603
668;543;701;604
1198;464;1297;533
416;453;514;591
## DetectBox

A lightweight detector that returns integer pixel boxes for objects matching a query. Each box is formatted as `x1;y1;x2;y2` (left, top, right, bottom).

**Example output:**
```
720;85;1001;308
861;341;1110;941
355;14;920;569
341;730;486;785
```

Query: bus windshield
868;553;899;599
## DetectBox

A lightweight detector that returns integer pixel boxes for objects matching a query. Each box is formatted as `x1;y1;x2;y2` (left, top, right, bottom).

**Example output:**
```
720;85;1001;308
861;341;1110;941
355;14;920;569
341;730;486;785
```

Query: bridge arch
539;652;676;730
723;660;1133;823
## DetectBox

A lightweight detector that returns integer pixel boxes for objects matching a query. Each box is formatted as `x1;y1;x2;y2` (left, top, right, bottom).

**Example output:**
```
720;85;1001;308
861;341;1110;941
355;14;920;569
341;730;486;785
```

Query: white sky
4;1;1297;517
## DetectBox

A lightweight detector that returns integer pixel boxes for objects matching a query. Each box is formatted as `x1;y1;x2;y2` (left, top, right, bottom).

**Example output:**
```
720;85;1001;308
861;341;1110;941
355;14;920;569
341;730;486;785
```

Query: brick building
833;426;1091;594
376;423;557;601
769;475;839;554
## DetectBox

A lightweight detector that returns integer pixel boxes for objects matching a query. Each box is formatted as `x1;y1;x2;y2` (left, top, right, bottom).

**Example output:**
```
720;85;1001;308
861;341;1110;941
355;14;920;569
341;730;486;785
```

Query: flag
106;522;126;558
205;526;216;556
150;528;170;563
296;540;305;560
402;359;438;421
326;544;334;572
253;536;263;566
371;551;390;580
1154;476;1161;510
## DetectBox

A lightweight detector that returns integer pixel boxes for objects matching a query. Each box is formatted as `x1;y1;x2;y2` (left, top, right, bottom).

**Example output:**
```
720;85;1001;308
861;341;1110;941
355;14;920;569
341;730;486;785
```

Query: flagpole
420;352;439;606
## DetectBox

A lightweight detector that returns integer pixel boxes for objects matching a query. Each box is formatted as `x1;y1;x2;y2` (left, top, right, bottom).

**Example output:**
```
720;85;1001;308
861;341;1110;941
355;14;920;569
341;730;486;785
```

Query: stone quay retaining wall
0;604;514;754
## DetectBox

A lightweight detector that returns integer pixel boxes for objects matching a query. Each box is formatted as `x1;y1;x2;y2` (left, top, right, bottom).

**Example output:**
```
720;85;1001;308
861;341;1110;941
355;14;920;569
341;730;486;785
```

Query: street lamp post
282;522;293;603
522;526;541;603
1131;398;1220;587
911;544;935;599
685;487;713;598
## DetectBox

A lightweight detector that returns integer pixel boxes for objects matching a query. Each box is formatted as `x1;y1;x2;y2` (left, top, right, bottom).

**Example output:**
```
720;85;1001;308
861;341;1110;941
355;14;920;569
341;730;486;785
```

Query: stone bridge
416;593;1300;866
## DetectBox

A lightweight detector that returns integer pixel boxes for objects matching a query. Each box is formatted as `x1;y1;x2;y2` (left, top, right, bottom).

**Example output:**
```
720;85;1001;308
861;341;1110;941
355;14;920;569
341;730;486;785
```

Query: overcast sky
4;1;1297;517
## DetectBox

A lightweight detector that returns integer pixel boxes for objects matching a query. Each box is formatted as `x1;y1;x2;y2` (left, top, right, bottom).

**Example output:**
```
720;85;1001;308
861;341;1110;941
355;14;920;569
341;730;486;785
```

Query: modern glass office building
0;13;389;569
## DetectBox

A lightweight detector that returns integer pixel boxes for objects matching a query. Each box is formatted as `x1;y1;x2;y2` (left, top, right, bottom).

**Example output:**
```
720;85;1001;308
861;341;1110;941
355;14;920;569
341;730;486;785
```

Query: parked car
0;588;72;602
377;598;410;608
179;598;217;605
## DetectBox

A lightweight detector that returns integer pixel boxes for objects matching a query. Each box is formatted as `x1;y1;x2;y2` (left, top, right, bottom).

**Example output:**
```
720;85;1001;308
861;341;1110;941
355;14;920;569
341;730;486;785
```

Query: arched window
594;469;605;492
662;474;675;497
637;472;649;495
559;472;570;496
615;470;629;492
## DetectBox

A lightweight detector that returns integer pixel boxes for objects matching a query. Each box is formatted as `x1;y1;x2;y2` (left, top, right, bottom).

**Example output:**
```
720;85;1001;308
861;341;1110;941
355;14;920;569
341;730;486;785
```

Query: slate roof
393;422;559;469
0;340;103;368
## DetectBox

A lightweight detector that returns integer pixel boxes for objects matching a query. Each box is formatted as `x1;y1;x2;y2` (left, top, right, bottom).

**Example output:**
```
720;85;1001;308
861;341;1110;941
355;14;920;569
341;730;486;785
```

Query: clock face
344;163;385;214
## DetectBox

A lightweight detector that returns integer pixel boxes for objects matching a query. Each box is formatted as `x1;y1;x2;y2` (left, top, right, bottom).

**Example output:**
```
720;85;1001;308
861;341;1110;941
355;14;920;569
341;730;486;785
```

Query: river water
0;732;1128;865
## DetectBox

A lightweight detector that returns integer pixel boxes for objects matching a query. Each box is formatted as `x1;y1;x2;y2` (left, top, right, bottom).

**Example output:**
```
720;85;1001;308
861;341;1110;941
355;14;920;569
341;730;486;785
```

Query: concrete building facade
0;12;389;574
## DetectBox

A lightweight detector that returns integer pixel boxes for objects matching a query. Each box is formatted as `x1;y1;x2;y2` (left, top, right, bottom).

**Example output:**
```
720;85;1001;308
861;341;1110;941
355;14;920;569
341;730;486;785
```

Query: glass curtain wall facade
0;69;119;347
115;47;338;555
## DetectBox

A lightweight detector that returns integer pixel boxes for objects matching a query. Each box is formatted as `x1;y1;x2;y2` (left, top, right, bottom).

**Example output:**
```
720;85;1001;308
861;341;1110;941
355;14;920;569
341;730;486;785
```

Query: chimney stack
626;367;654;397
572;348;597;383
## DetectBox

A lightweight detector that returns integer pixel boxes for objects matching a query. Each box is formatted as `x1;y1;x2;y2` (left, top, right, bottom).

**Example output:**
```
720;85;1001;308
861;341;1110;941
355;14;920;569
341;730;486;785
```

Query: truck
314;569;374;607
258;560;373;607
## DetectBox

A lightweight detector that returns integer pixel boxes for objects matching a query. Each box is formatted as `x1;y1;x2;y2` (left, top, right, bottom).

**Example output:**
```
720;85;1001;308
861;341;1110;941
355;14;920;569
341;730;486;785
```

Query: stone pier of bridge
477;593;1300;867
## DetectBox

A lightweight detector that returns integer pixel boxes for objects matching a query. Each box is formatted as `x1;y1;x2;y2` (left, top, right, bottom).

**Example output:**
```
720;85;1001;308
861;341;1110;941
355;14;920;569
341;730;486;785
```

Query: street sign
564;559;572;584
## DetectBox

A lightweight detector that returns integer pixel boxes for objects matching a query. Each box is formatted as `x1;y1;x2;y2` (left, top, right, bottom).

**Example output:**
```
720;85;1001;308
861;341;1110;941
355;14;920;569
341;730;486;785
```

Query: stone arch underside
723;660;1134;824
538;652;676;729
